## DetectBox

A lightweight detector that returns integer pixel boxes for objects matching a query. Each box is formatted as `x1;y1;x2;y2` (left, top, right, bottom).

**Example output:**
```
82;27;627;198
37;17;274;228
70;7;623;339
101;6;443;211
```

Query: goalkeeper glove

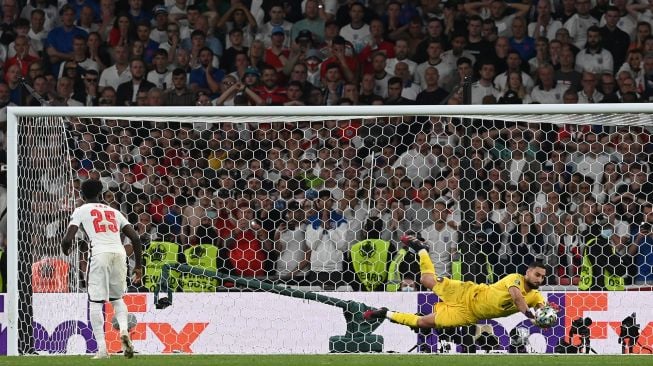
400;234;429;254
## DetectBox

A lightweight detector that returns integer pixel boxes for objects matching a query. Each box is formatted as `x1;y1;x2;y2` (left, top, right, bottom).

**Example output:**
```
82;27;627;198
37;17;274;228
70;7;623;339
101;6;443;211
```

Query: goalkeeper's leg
415;248;437;290
364;307;437;329
363;247;440;329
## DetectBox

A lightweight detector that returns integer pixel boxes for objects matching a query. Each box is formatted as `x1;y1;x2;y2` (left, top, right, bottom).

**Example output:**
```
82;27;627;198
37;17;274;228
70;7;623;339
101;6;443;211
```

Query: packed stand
0;0;651;292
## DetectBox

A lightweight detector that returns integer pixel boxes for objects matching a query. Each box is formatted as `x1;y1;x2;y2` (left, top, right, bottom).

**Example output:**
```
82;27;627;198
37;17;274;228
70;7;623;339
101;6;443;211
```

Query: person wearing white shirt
372;52;392;98
493;51;534;93
394;62;421;101
392;132;439;186
530;64;567;104
147;49;173;89
28;9;49;54
577;71;604;103
62;179;142;359
441;34;476;71
99;45;132;92
471;60;500;105
339;2;370;54
564;0;598;49
385;39;417;78
274;202;310;281
575;26;614;74
420;201;458;277
528;0;563;41
415;39;455;91
256;4;293;48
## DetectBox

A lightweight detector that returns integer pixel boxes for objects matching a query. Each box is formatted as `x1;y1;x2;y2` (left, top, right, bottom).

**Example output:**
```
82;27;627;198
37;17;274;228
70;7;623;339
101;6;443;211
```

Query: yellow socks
418;249;436;276
387;311;419;328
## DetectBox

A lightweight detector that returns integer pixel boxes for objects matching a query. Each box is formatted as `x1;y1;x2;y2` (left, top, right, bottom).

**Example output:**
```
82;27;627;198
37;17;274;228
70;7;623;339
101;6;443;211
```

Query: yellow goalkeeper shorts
431;277;479;328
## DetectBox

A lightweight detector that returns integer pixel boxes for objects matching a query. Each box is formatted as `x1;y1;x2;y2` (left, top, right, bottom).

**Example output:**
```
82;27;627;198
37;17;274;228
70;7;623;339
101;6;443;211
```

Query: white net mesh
10;109;653;355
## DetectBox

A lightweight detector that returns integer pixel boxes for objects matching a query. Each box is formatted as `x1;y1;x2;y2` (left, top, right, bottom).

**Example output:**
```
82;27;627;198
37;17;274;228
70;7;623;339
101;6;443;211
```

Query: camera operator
634;203;653;285
578;203;631;291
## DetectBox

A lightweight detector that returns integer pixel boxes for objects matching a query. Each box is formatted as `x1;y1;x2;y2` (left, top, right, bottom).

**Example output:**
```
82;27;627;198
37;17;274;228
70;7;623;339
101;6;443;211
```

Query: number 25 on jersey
91;209;119;233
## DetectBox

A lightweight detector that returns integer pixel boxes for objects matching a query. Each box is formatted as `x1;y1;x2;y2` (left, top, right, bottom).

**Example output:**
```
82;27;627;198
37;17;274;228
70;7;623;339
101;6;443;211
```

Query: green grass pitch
0;354;649;366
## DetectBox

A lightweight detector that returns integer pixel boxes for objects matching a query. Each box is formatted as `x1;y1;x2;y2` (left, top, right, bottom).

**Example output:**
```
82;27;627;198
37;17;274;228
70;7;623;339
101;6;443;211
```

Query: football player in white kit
62;179;143;359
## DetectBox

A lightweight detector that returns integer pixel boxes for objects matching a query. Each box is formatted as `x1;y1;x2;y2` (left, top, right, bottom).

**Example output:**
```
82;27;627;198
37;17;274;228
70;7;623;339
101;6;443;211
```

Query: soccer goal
5;104;653;355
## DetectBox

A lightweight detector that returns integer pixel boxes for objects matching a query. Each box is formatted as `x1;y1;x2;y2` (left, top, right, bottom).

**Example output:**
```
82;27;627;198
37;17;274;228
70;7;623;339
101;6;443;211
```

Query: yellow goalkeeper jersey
470;273;545;320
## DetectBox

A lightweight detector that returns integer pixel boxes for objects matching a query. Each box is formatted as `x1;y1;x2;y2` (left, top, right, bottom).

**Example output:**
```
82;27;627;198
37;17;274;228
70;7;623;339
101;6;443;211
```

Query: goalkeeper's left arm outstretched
364;236;558;330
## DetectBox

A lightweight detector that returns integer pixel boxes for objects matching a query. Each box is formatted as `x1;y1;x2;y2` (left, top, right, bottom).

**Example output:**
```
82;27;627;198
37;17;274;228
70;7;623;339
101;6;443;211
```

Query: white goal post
5;104;653;356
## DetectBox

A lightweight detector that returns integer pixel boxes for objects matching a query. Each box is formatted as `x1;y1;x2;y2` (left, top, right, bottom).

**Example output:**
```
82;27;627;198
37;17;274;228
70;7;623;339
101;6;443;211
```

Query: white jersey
69;203;130;256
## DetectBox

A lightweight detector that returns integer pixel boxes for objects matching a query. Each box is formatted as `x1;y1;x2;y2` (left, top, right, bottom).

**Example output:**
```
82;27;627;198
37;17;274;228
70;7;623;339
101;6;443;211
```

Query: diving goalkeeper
364;236;556;329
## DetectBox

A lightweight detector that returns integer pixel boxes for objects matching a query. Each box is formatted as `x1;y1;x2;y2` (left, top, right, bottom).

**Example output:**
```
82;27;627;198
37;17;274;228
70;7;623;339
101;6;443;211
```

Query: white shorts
87;252;127;302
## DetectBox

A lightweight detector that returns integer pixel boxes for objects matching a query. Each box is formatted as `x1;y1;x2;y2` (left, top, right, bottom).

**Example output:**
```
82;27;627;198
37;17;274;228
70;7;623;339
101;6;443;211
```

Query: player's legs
108;253;134;358
363;247;441;328
88;253;110;357
89;300;108;357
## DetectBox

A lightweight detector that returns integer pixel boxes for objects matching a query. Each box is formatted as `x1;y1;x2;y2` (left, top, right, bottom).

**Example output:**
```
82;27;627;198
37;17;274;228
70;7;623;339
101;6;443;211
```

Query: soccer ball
111;313;138;331
535;306;558;328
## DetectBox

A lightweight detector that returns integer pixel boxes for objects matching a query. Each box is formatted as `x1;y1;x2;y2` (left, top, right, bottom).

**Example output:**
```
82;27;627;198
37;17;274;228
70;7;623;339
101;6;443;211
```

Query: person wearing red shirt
320;35;357;83
252;64;288;105
4;35;39;77
264;26;290;73
357;19;395;75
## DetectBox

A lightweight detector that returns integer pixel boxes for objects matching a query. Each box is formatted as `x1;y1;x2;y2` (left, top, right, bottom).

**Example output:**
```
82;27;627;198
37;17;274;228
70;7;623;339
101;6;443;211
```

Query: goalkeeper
364;236;556;329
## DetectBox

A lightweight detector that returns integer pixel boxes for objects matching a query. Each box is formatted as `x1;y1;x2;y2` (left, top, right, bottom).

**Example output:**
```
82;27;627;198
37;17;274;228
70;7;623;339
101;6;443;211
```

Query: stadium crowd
0;0;652;293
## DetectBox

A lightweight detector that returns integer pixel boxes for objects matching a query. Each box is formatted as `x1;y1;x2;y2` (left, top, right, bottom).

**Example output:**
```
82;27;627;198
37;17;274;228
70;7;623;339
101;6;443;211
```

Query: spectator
393;62;420;101
264;26;290;74
257;4;293;48
306;190;348;289
221;30;248;73
578;71;603;103
634;204;653;284
530;63;567;104
471;60;499;105
420;200;457;277
319;35;356;84
98;86;117;106
575;26;613;74
528;37;550;84
252;64;288;105
99;44;131;92
189;47;224;95
564;0;598;49
494;50;535;94
45;5;88;65
503;210;545;277
464;198;502;283
27;9;48;56
529;0;563;41
108;14;136;48
291;0;327;44
79;69;100;106
147;49;172;90
4;35;39;78
149;5;169;44
600;6;630;74
339;2;369;54
415;39;453;92
274;200;310;282
384;76;413;105
555;45;582;91
163;68;195;106
216;3;256;49
497;71;532;104
509;17;535;63
116;59;155;106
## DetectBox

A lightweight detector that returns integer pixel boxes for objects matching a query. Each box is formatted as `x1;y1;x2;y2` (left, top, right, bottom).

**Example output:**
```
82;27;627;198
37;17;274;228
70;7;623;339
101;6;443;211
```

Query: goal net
5;105;653;355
